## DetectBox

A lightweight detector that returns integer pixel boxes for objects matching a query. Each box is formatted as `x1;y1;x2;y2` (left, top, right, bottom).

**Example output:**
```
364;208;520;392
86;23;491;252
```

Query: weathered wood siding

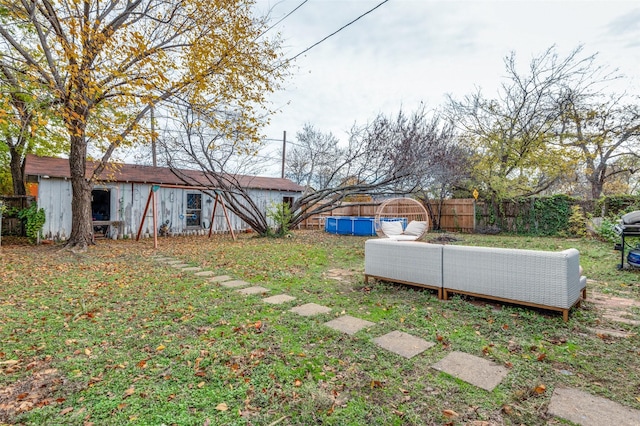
37;179;300;239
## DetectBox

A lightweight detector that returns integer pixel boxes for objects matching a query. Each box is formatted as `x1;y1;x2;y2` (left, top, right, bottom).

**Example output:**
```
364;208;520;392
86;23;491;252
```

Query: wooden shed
24;155;304;240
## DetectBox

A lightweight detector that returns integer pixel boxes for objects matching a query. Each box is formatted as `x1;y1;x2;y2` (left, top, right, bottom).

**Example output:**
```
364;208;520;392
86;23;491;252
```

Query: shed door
92;189;111;221
186;193;202;227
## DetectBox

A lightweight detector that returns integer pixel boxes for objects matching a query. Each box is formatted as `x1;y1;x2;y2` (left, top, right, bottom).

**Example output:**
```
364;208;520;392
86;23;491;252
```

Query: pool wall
324;216;407;236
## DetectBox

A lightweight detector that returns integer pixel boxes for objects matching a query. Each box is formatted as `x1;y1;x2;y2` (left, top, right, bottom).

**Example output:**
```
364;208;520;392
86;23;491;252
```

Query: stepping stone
431;351;508;391
587;327;636;339
263;294;297;305
290;303;331;317
324;315;375;335
236;286;270;295
373;331;434;359
166;260;185;265
171;263;190;268
194;270;216;277
210;275;233;283
181;266;202;272
548;387;640;426
220;280;250;288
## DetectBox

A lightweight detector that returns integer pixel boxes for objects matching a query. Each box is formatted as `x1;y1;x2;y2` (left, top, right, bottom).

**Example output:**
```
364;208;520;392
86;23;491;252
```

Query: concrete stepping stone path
263;294;297;305
373;330;435;359
431;351;508;392
548;387;640;426
209;275;233;283
236;286;270;295
150;258;638;423
290;303;331;317
324;315;375;335
220;280;251;288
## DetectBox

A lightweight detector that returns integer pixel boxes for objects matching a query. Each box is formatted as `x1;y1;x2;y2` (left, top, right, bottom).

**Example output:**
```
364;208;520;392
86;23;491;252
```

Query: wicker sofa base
442;287;587;322
364;274;443;299
364;239;587;321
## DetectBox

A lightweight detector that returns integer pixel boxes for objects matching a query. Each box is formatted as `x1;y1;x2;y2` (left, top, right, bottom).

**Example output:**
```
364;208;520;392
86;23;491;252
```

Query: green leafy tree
448;46;594;200
0;0;287;250
0;64;67;195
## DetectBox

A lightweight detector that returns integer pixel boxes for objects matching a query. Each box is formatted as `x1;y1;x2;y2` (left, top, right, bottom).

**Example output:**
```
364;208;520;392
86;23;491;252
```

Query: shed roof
24;155;304;193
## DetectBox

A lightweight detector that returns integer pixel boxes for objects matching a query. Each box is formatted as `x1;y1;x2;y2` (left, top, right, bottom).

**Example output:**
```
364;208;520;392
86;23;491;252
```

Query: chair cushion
404;220;427;236
380;220;403;236
388;234;419;241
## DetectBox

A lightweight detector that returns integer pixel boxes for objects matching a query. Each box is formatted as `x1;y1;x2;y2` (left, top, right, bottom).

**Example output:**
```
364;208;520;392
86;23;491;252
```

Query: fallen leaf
60;407;74;415
534;384;546;394
156;344;166;352
203;419;211;426
137;360;147;369
502;404;513;414
370;380;383;389
442;409;459;418
84;348;91;356
537;353;547;362
197;381;205;388
215;402;228;411
124;387;135;397
294;379;302;387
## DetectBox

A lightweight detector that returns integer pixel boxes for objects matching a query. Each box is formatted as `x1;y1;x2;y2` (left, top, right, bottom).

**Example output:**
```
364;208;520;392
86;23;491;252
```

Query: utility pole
281;131;286;179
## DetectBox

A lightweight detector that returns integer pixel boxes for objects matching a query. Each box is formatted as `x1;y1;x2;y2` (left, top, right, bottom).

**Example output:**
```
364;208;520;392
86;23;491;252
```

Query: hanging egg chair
374;198;429;240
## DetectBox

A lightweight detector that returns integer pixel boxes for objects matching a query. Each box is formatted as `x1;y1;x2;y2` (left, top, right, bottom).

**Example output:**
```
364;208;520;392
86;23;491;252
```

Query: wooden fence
0;196;36;236
300;199;476;233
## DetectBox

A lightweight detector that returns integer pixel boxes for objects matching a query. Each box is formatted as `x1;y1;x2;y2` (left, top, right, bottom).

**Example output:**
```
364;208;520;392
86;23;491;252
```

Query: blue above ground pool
325;216;407;236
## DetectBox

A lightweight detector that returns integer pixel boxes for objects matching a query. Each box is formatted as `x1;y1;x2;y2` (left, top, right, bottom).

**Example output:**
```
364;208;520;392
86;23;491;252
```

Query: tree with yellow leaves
0;62;67;195
0;0;286;249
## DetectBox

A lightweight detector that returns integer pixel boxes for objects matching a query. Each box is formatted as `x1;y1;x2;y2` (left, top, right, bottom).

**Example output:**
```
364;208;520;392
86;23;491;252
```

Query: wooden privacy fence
301;199;476;233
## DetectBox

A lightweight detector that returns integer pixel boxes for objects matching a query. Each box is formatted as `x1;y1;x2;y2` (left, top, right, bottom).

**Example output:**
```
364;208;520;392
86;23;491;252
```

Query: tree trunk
66;136;94;250
9;146;26;196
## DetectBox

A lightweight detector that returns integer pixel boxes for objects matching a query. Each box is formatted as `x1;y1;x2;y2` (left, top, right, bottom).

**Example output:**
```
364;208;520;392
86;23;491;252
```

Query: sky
252;0;640;177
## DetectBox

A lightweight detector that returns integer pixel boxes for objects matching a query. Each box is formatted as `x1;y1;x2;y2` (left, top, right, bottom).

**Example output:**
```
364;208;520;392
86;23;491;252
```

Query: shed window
186;193;202;227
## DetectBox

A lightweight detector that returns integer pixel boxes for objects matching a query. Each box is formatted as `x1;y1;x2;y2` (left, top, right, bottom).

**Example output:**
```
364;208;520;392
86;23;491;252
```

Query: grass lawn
0;230;639;425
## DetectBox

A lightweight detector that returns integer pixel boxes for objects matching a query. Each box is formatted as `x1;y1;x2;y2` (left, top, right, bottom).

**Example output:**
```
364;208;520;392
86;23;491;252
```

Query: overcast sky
252;0;640;176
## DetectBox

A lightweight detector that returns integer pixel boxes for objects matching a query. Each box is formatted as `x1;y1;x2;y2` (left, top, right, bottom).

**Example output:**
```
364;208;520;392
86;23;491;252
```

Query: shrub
567;205;587;237
266;202;293;237
17;203;46;244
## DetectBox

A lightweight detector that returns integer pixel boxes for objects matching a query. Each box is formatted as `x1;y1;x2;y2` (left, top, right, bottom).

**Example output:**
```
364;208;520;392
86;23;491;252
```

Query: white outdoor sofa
364;239;587;321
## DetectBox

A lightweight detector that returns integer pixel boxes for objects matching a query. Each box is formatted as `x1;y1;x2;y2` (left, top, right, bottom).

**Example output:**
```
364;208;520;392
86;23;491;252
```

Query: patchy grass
0;231;639;425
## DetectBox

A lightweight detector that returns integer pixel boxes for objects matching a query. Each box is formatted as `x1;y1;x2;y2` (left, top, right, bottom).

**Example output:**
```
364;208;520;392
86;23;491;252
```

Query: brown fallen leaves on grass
0;359;68;423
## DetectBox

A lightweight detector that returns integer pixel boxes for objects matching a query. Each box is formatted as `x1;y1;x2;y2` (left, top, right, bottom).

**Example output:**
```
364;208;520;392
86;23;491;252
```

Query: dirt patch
324;268;355;282
426;234;463;244
0;358;69;423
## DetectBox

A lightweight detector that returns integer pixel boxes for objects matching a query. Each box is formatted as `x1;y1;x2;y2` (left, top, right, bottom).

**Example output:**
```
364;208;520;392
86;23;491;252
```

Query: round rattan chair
374;197;429;240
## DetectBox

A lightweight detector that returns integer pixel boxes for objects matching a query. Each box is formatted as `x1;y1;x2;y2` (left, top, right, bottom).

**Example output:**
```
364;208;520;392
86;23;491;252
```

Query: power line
287;0;391;63
261;0;310;37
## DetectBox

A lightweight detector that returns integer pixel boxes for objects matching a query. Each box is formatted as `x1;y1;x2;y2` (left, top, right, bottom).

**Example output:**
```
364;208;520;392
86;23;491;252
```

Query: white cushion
380;220;403;236
404;221;427;236
388;234;419;241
